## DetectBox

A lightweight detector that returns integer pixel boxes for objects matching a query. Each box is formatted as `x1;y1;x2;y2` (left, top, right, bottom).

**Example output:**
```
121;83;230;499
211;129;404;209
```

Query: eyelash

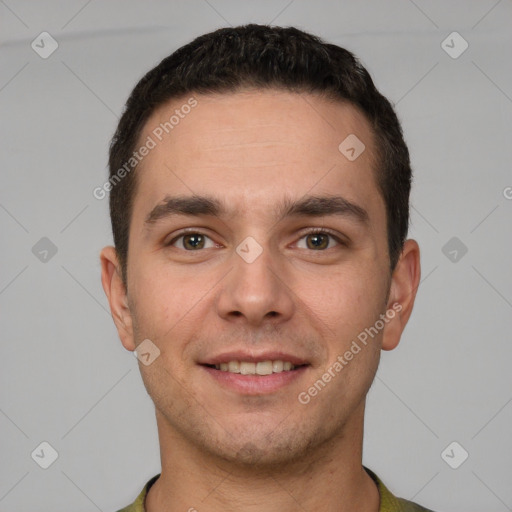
166;227;345;251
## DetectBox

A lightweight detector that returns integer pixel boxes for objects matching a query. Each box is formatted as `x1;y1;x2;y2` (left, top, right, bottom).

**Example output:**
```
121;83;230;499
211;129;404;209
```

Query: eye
295;229;343;250
167;231;217;250
165;229;345;252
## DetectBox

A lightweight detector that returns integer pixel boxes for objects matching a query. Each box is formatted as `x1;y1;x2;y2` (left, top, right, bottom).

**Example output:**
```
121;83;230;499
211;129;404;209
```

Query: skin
100;89;421;512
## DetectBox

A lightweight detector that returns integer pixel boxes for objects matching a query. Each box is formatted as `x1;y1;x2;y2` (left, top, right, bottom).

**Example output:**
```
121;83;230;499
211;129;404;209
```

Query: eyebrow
144;194;369;227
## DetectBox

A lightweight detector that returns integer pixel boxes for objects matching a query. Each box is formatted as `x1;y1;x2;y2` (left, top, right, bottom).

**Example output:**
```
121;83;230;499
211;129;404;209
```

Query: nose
215;239;295;328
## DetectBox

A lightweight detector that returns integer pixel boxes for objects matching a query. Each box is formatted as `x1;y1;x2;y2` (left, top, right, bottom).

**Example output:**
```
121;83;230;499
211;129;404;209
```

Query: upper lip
200;351;310;366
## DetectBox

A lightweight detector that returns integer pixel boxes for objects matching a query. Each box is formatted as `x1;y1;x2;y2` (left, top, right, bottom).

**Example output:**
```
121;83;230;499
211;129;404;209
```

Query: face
102;89;419;468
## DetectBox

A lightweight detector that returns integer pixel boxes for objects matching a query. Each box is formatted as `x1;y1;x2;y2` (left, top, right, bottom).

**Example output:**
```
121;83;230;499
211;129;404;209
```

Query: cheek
128;265;177;337
129;259;215;347
297;262;386;333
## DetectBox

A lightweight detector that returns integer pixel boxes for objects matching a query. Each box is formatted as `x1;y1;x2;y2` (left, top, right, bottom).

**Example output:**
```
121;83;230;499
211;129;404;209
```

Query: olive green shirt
116;467;435;511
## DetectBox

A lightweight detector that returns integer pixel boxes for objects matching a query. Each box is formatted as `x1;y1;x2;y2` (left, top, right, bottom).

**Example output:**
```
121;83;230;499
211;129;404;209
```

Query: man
100;24;433;512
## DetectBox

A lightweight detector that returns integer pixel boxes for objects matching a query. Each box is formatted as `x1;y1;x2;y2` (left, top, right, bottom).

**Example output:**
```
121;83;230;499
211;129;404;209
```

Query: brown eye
309;233;330;249
182;234;205;250
169;232;215;250
296;231;341;251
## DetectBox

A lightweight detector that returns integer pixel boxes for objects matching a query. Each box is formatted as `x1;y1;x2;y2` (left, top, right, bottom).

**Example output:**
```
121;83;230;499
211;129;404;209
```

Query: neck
145;402;379;512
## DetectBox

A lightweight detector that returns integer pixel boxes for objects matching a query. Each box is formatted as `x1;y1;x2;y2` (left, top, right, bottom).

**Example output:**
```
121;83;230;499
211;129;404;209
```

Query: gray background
1;1;511;511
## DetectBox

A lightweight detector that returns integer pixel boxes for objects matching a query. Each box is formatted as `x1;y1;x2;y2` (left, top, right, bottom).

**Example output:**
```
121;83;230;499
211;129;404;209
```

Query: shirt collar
121;466;405;512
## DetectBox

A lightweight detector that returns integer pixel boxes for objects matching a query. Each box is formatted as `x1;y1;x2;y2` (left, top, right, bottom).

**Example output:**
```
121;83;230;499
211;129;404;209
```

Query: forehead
132;89;382;225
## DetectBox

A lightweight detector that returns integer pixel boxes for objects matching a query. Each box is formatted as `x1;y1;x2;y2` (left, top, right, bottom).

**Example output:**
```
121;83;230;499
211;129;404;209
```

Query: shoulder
113;474;161;512
396;497;437;511
364;466;438;512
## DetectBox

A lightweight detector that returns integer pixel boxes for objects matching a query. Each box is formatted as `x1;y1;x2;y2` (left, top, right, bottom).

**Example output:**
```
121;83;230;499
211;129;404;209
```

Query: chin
196;421;319;469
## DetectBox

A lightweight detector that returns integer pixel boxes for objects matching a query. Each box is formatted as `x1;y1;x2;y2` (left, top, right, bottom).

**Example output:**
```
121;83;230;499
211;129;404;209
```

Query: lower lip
200;365;309;395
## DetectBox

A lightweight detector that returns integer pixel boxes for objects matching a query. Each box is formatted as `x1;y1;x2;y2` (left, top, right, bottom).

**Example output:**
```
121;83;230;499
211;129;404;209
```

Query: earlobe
381;239;421;351
100;246;136;351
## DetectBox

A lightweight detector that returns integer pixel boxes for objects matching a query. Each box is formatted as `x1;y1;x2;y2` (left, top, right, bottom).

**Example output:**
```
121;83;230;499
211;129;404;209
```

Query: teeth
256;361;273;375
240;362;255;375
272;360;283;372
213;360;298;374
228;361;240;373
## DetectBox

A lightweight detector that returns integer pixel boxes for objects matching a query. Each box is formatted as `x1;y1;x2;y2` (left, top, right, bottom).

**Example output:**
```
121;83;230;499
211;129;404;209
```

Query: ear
100;246;135;352
381;239;421;351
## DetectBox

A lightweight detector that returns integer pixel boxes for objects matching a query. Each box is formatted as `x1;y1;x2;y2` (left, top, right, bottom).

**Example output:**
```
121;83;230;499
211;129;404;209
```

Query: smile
208;360;301;375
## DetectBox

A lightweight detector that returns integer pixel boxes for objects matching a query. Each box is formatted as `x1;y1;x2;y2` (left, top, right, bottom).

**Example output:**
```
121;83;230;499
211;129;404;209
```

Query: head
101;24;420;468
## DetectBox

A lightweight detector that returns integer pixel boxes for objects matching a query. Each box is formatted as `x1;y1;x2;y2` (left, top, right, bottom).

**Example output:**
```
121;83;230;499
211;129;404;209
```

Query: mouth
199;354;311;395
202;360;308;375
